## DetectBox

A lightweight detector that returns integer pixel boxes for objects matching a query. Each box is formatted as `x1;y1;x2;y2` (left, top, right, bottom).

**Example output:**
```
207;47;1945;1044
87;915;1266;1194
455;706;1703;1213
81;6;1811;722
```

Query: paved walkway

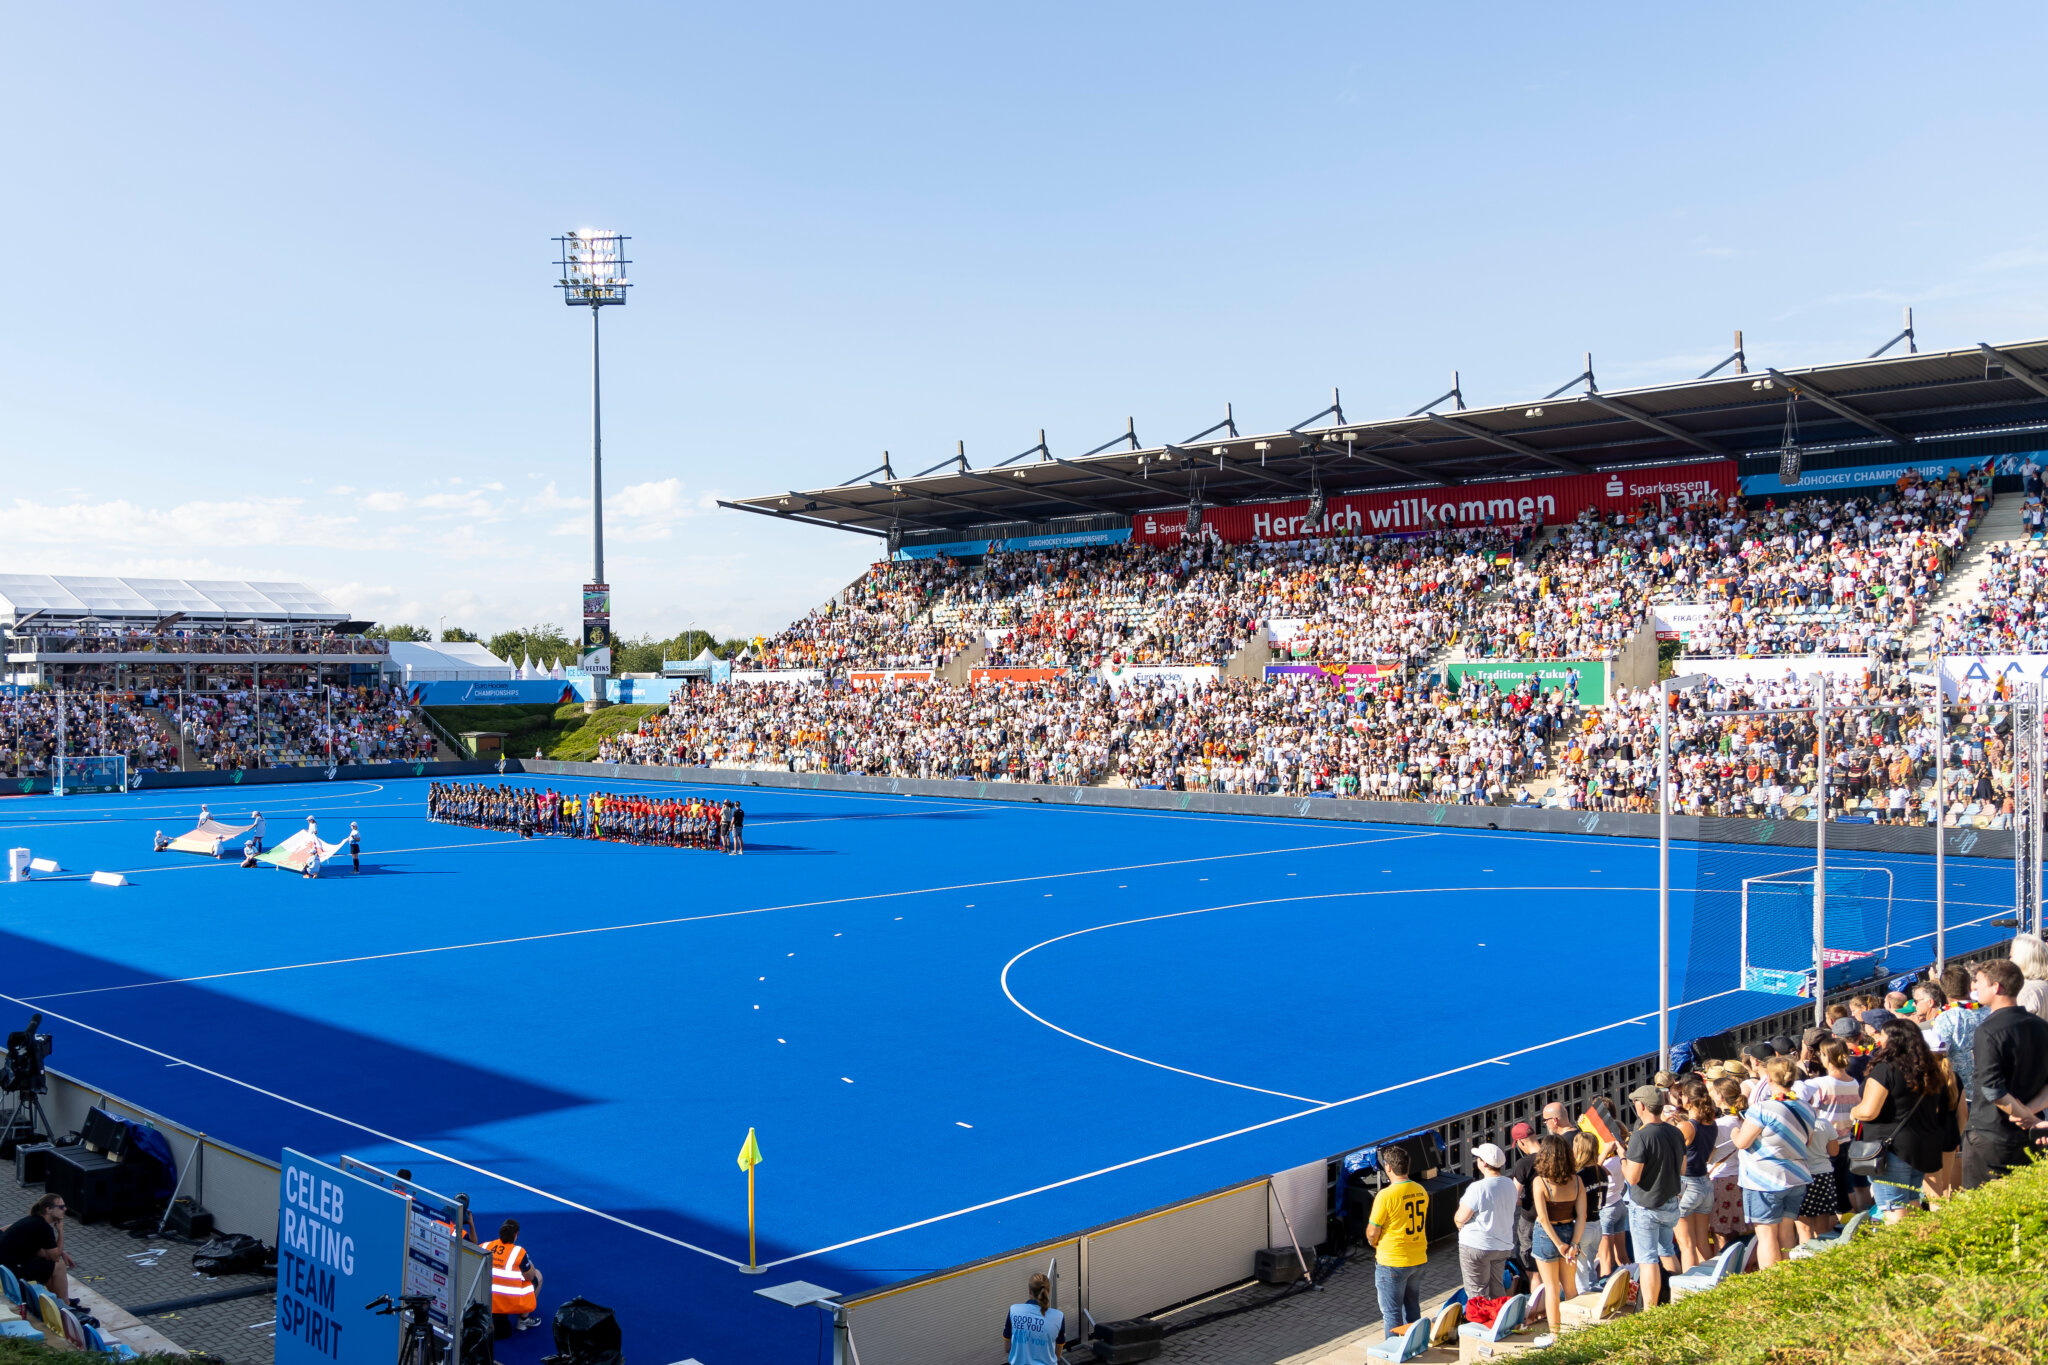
1153;1250;1470;1365
2;1176;275;1363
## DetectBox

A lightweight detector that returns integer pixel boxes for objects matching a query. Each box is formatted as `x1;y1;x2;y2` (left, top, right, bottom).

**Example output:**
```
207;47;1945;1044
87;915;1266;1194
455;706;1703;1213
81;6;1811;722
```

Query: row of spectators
740;559;975;671
6;625;389;655
180;685;439;769
604;663;2028;821
1930;539;2048;655
0;690;177;779
738;472;1990;682
742;529;1527;676
1365;950;2048;1349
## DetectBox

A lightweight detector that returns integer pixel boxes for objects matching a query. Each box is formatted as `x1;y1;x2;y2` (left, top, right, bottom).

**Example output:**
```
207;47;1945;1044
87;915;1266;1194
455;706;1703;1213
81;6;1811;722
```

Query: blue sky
5;4;2046;642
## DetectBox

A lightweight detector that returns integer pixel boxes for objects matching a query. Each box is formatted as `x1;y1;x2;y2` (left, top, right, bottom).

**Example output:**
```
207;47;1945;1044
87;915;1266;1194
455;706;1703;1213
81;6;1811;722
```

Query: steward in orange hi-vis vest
483;1218;541;1326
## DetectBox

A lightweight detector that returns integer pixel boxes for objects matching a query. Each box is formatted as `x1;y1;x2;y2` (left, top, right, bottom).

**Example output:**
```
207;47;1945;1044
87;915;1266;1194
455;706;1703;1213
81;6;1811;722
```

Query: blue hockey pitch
0;777;2011;1363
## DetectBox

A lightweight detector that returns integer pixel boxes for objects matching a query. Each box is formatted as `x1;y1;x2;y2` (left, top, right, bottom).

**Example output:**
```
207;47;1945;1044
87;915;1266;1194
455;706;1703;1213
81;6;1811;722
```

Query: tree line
365;623;750;672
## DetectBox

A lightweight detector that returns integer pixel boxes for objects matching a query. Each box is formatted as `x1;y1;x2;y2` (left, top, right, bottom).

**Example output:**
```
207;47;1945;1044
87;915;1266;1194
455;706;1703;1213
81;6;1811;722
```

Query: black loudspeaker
1092;1320;1163;1347
167;1197;215;1239
1691;1032;1741;1064
1091;1342;1162;1365
81;1108;129;1160
1253;1247;1304;1285
14;1142;54;1186
548;1297;622;1365
42;1147;141;1223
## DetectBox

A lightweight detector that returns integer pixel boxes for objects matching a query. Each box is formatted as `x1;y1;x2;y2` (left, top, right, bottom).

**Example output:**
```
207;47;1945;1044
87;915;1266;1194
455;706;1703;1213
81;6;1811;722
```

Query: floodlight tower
555;229;631;706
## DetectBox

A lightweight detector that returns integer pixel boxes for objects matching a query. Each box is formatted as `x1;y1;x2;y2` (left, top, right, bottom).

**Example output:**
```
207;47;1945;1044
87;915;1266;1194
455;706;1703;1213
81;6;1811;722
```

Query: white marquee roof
0;574;348;624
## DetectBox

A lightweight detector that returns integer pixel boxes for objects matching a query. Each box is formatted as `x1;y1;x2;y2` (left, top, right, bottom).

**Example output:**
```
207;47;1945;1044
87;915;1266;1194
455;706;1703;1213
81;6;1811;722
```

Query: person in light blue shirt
1003;1273;1066;1365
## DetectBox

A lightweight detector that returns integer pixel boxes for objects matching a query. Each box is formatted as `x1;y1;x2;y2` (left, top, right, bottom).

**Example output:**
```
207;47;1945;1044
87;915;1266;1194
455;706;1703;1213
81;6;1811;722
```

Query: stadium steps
1910;491;2026;653
136;703;193;771
938;632;987;685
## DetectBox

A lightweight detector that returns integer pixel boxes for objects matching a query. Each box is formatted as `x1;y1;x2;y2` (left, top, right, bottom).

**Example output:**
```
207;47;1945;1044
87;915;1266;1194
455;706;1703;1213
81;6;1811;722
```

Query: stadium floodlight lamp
555;229;631;306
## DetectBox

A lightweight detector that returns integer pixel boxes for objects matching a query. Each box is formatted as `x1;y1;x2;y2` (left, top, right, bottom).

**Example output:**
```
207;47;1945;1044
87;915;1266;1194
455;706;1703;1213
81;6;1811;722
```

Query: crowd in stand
6;625;389;655
0;690;178;779
607;671;1570;801
740;558;975;671
1931;538;2048;655
1362;949;2048;1348
1543;667;2017;824
602;657;2036;822
1668;477;1978;658
180;685;438;769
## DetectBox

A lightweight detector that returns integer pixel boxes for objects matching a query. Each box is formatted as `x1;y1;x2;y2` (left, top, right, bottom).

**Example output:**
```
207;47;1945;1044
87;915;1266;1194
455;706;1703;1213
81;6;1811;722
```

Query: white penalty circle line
1000;884;1661;1105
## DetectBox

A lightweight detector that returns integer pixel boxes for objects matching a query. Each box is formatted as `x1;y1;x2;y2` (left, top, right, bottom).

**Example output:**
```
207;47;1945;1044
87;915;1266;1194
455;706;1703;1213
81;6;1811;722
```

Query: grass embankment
425;703;660;761
1526;1158;2048;1364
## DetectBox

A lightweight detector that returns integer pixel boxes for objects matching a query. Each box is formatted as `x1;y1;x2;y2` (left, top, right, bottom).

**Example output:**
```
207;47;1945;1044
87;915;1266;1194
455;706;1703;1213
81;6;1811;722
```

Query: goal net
1740;864;1895;997
56;754;127;795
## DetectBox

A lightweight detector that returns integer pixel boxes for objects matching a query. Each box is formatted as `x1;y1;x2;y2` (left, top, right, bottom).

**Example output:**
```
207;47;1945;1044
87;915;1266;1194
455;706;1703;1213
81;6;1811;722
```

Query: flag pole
739;1126;766;1273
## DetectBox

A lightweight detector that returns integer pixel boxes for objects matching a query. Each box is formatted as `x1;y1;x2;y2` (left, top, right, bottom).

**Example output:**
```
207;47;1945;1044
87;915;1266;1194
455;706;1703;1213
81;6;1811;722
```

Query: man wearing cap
1506;1121;1542;1267
1621;1084;1686;1308
1454;1143;1517;1300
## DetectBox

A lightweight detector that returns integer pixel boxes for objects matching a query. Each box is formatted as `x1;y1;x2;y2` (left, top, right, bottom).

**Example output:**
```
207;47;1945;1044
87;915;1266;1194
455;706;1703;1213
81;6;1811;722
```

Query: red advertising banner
969;668;1067;684
1130;460;1736;547
849;670;935;686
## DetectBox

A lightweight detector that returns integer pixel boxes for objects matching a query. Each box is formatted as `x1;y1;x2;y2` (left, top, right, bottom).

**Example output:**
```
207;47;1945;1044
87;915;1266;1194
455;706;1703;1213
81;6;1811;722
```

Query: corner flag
738;1127;765;1272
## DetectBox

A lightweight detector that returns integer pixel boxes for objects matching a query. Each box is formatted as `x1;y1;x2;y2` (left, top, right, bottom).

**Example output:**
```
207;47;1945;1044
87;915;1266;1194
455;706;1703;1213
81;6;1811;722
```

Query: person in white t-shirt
1453;1142;1517;1298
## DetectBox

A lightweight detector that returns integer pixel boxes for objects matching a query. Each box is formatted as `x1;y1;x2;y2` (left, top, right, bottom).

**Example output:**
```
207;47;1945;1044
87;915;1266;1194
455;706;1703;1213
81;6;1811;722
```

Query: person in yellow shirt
1366;1146;1430;1342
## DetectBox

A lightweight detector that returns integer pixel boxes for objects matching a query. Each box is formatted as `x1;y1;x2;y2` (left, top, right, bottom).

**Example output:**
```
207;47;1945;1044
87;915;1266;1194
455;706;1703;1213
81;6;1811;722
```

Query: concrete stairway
1911;493;2028;654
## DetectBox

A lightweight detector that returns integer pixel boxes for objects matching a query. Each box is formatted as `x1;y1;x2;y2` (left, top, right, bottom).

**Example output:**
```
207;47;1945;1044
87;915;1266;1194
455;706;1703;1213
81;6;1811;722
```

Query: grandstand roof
0;575;347;625
725;336;2048;539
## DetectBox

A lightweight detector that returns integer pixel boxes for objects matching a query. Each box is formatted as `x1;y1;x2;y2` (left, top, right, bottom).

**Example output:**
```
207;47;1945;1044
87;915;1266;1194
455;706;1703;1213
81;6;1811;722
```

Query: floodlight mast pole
590;299;605;706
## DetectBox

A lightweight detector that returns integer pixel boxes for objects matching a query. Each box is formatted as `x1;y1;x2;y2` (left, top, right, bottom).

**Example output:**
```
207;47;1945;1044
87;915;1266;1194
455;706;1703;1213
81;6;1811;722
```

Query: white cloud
361;490;409;512
4;495;374;551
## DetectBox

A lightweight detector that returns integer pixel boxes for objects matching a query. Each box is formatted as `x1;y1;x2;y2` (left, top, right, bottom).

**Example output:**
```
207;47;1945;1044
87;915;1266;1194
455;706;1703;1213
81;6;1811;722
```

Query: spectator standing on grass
1571;1131;1608;1294
1527;1135;1584;1349
1506;1121;1541;1267
1707;1076;1755;1238
1453;1142;1516;1301
1366;1146;1429;1343
2011;933;2048;1020
1798;1039;1863;1216
1732;1055;1815;1267
0;1194;75;1300
1621;1084;1685;1308
1674;1081;1720;1268
1961;958;2048;1190
1933;965;1985;1093
1849;1019;1957;1222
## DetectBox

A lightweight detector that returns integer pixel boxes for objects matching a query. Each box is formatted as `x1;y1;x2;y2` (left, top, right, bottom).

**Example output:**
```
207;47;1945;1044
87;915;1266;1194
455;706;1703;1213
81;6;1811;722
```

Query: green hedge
1524;1158;2048;1364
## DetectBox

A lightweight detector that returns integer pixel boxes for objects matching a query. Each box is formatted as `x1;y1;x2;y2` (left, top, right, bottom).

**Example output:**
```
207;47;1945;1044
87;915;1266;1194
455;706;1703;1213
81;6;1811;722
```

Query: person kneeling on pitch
241;837;260;869
482;1219;542;1336
153;830;169;852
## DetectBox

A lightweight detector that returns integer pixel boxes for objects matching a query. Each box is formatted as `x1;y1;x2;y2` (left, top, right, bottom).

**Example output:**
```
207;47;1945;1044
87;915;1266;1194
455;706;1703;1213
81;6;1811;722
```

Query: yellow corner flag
739;1127;764;1271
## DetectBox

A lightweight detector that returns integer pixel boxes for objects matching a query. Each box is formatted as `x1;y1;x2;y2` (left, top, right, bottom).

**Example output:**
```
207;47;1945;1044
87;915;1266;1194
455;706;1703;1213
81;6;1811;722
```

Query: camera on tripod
1;1014;55;1155
2;1013;53;1096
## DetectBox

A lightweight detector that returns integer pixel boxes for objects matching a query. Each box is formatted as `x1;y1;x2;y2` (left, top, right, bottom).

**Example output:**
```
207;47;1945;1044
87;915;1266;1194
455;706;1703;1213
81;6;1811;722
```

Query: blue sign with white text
1740;450;2035;496
277;1149;408;1365
895;527;1130;559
